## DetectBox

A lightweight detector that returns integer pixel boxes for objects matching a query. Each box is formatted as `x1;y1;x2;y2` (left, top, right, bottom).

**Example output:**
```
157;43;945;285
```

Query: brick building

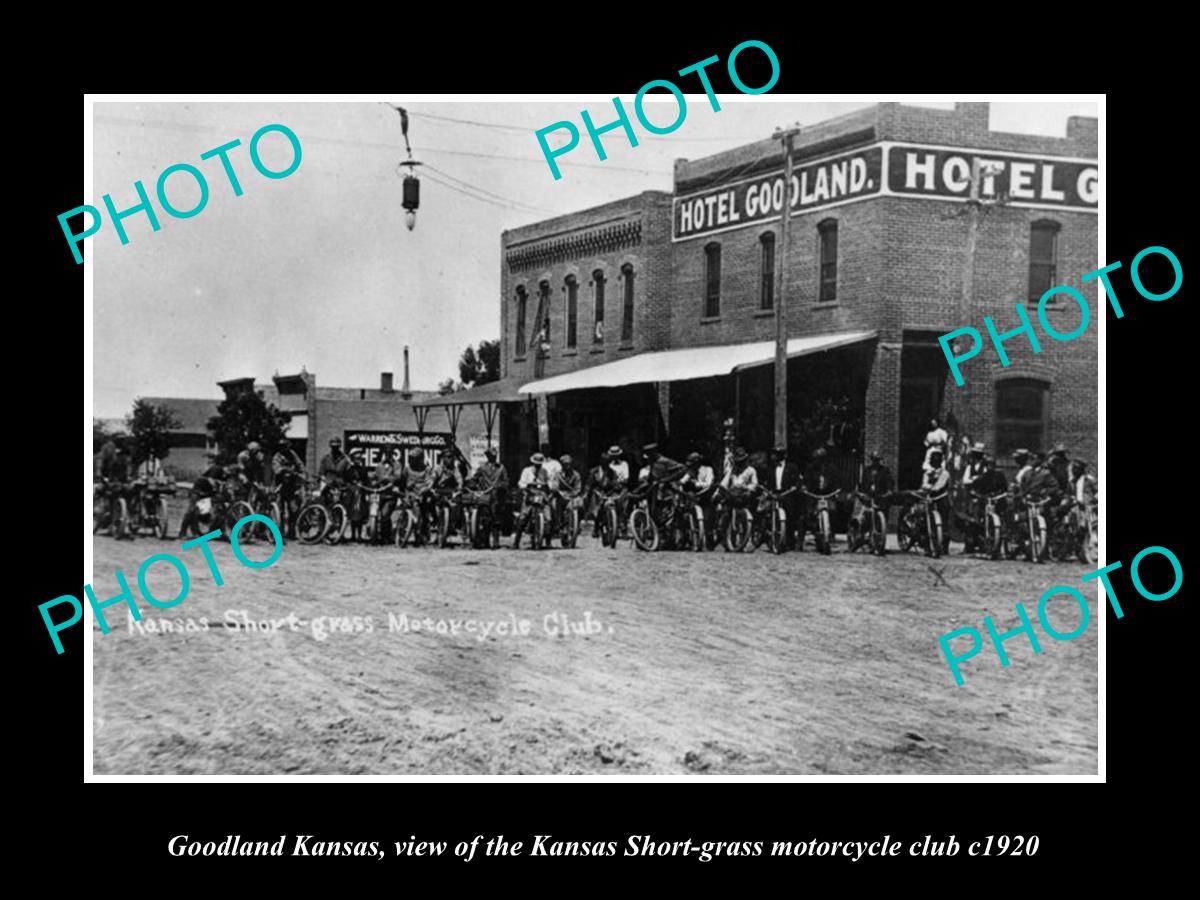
500;103;1098;488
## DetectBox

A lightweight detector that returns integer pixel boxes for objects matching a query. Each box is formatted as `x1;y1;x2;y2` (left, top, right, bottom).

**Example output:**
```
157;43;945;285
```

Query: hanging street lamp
390;105;422;231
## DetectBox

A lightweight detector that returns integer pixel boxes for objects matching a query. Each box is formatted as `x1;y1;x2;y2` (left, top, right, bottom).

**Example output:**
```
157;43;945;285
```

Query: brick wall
500;191;673;388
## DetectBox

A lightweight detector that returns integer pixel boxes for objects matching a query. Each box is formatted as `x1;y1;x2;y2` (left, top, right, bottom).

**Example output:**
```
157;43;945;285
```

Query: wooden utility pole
774;128;798;450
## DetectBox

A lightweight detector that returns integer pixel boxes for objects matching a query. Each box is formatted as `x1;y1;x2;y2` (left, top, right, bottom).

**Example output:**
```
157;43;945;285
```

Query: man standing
319;437;350;487
539;443;563;490
923;417;949;471
770;444;803;549
271;438;306;538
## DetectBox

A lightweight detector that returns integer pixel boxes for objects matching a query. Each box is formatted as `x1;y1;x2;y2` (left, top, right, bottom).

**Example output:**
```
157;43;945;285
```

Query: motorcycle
462;485;502;549
596;488;625;549
554;486;584;549
753;486;797;555
515;483;553;550
1007;494;1051;563
899;489;945;558
847;490;888;556
801;488;841;555
714;485;754;553
980;491;1008;560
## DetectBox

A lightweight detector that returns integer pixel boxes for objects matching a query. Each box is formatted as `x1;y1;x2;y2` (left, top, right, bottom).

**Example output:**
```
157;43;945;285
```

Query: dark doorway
899;331;950;489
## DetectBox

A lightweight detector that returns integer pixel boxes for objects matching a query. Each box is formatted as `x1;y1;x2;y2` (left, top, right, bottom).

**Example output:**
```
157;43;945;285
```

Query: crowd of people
94;419;1097;559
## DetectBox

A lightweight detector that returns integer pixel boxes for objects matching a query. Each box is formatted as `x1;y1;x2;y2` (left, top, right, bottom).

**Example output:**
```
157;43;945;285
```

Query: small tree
126;399;182;464
457;339;500;387
437;377;458;396
207;391;290;464
93;418;112;449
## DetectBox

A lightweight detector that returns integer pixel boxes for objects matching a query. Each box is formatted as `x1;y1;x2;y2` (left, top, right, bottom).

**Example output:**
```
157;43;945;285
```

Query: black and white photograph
87;96;1100;777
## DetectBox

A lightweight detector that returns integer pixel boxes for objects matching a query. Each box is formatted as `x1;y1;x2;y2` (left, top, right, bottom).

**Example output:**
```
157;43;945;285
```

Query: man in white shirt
539;443;562;489
514;453;549;548
603;446;629;486
683;452;714;492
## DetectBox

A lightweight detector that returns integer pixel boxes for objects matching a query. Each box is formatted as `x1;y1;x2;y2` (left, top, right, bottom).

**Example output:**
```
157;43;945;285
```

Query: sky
91;98;1097;419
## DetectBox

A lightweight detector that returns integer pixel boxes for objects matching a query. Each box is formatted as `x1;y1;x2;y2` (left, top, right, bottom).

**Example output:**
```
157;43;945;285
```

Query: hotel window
759;232;776;311
1028;220;1060;304
818;219;838;303
534;280;551;348
704;242;721;318
565;275;578;349
514;286;527;357
593;270;605;343
621;264;635;343
995;377;1049;457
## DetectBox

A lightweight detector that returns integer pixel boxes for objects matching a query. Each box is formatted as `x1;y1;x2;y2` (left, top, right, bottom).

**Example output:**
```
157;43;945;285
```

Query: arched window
704;243;721;318
533;280;551;349
565;275;578;349
1028;220;1061;303
514;285;527;357
592;270;605;343
995;377;1050;457
759;232;776;311
817;219;838;303
621;264;635;343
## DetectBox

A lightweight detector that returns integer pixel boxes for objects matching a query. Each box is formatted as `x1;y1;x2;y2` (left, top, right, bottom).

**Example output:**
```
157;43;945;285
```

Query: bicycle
801;488;841;555
293;478;333;545
847;490;888;556
627;483;661;552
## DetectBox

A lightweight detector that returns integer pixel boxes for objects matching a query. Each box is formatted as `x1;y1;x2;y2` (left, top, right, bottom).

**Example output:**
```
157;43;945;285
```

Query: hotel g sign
673;142;1098;241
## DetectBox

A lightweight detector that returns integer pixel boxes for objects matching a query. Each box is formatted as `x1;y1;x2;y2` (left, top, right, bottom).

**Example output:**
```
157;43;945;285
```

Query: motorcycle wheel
725;508;751;553
769;507;788;555
602;506;619;549
1025;514;1043;563
689;508;705;552
296;504;330;544
562;508;580;549
154;496;170;540
897;513;914;553
1034;514;1049;562
1080;519;1097;565
225;500;255;542
466;508;479;548
986;514;1002;560
393;509;415;548
872;510;888;555
436;507;451;548
530;508;545;550
325;504;348;545
630;507;660;552
816;509;832;555
113;497;129;540
928;510;943;559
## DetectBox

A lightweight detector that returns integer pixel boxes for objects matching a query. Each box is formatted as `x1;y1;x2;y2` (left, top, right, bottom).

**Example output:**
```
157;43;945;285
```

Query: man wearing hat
717;447;758;537
513;452;550;548
962;452;1007;552
681;451;715;494
1048;442;1071;493
319;437;350;486
769;444;803;549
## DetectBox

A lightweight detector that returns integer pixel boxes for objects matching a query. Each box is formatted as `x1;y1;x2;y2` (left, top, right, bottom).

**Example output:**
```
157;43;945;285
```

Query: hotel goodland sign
673;142;1098;241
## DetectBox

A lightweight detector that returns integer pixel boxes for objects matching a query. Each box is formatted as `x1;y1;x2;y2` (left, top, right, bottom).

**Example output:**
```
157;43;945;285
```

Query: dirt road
92;530;1097;775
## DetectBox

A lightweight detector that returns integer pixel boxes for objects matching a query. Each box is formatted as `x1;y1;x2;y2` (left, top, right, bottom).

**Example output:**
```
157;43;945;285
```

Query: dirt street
92;526;1097;775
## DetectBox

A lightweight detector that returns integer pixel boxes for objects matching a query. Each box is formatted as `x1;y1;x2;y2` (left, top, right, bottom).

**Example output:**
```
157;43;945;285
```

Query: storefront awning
411;378;530;408
518;331;877;395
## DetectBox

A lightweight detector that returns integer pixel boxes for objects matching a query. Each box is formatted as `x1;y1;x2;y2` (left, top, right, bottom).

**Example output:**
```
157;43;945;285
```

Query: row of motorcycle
92;475;1097;565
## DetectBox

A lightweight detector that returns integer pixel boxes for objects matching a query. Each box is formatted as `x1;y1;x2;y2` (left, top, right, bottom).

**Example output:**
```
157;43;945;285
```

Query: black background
21;26;1189;886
